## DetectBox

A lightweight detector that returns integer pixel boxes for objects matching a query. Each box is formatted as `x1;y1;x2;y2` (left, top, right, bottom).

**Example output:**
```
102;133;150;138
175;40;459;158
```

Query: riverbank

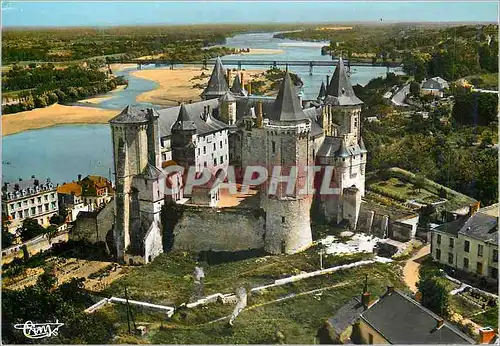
2;104;118;136
77;85;128;105
131;67;265;106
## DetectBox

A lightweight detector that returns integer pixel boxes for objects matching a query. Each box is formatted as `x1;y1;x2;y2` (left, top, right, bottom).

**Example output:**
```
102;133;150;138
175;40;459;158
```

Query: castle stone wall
71;201;114;244
390;221;414;242
172;206;265;252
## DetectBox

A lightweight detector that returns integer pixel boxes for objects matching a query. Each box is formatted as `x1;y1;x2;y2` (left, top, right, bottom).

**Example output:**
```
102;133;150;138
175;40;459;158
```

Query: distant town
1;2;498;344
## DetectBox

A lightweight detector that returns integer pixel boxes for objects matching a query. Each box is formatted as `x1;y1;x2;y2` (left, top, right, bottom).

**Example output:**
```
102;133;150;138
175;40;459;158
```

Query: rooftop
325;58;363;106
57;182;83;196
360;289;474;344
457;204;498;244
201;57;230;99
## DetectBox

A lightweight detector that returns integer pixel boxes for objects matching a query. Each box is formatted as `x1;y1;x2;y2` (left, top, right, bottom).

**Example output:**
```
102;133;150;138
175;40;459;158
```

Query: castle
109;57;367;263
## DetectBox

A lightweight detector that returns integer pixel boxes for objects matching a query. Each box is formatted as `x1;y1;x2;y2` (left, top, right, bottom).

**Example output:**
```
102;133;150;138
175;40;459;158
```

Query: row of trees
2;64;127;114
2;270;115;344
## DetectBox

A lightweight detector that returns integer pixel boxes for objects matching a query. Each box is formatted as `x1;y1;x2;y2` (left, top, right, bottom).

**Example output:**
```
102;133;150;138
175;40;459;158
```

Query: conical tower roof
318;81;326;99
202;57;229;99
359;136;368;153
270;71;306;122
109;105;149;124
171;104;197;131
335;136;350;158
326;57;363;106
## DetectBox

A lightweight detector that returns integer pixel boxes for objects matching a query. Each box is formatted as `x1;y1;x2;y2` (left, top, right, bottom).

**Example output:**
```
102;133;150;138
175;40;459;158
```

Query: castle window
272;141;276;153
220;156;224;164
282;216;285;223
203;146;206;154
213;143;216;151
220;141;223;149
214;158;217;166
204;162;207;167
198;148;200;155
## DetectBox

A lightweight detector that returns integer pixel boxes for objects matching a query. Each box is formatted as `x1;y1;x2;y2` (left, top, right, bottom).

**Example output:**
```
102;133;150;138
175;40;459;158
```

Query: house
1;176;58;232
325;287;476;344
79;175;114;209
57;181;89;222
430;203;498;282
421;77;449;97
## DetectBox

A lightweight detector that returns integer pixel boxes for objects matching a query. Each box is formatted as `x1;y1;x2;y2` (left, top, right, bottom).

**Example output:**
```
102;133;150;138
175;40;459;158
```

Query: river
2;32;399;184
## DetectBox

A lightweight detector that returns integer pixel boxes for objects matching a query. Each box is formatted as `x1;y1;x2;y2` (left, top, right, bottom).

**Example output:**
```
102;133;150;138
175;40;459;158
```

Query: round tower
109;106;150;262
261;72;313;254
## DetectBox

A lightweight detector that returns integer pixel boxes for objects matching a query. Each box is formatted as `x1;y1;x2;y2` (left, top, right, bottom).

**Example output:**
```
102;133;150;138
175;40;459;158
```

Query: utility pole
124;287;131;334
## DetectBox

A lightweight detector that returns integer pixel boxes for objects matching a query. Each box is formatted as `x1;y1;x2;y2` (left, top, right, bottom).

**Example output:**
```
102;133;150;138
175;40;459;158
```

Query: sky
1;1;498;27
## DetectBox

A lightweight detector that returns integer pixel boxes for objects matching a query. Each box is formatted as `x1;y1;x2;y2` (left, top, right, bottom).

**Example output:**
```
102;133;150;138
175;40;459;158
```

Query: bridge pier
137;63;142;70
238;61;241;70
203;60;207;69
309;62;313;75
273;61;277;69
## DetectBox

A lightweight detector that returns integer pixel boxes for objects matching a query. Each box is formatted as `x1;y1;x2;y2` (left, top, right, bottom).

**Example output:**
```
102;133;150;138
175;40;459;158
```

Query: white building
2;177;59;232
430;203;498;281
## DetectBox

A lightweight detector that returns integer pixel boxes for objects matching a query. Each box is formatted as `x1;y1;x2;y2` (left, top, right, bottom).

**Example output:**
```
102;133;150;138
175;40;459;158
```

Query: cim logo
14;320;64;339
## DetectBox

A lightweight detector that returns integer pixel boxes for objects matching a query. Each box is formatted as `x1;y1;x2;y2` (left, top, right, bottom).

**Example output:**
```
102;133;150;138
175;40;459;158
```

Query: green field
100;255;407;344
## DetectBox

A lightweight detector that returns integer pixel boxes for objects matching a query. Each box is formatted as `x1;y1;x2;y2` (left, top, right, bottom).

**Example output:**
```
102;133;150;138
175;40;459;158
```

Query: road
403;244;430;292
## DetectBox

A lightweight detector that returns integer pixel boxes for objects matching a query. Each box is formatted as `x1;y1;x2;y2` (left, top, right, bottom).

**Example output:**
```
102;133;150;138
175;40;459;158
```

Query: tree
45;225;59;243
410;82;421;98
2;231;15;249
417;277;449;317
17;218;44;242
50;213;66;225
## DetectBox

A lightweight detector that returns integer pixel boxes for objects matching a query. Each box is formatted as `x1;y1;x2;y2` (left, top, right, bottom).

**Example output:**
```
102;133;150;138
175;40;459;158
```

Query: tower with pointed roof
316;58;367;227
218;91;237;126
171;104;198;169
259;72;314;254
201;57;230;100
109;106;164;263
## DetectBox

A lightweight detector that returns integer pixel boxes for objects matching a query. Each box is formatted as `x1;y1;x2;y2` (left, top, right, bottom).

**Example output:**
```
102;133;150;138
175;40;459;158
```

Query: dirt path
403;244;430;292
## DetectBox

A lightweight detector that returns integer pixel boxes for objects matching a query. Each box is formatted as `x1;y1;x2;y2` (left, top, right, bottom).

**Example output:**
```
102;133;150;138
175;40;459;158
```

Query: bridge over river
108;58;402;74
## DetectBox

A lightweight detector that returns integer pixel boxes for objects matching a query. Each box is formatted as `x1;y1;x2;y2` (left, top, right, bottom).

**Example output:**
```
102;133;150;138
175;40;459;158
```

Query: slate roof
57;182;83;196
156;98;225;137
458;205;498;244
359;137;368;153
317;136;362;158
325;58;363;106
202;57;229;99
318;81;327;99
360;290;474;344
171;104;197;132
140;163;165;180
269;71;307;123
220;91;237;102
303;107;324;138
109;105;150;124
423;77;449;90
327;297;365;335
434;216;468;236
230;73;248;96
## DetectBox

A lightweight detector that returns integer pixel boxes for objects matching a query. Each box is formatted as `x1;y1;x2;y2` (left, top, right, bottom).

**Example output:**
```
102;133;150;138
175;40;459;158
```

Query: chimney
207;105;211;116
203;106;207;119
31;175;35;179
479;327;496;344
78;174;82;181
361;291;371;309
469;202;480;217
3;182;7;189
247;82;252;95
34;179;39;186
227;69;231;84
326;75;330;86
240;72;245;89
19;178;23;182
256;101;263;128
14;183;19;191
436;319;445;330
